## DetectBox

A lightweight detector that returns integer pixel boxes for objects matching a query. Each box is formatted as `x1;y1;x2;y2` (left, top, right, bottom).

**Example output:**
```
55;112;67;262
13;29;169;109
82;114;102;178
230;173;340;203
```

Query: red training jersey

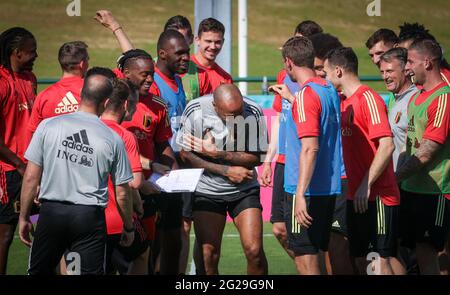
121;94;172;179
191;55;233;89
441;68;450;86
102;119;143;235
0;65;36;172
411;82;450;201
27;76;83;141
273;69;287;164
292;77;326;138
341;85;400;206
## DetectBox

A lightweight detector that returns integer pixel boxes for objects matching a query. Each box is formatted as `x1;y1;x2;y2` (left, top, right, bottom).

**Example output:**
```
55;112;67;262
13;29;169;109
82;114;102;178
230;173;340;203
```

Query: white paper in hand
148;169;204;193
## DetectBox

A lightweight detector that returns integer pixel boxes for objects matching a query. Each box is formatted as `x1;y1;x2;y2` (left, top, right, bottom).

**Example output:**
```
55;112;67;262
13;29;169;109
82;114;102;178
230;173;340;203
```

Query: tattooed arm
179;150;253;184
395;139;442;183
184;132;263;169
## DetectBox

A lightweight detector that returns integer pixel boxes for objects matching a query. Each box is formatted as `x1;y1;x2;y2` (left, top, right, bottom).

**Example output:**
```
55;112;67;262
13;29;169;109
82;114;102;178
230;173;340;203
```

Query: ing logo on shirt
143;114;152;129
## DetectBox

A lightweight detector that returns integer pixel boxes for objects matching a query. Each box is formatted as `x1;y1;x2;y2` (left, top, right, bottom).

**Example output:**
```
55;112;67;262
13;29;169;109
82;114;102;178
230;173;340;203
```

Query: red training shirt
0;65;36;172
102;119;143;235
191;55;233;89
341;85;400;206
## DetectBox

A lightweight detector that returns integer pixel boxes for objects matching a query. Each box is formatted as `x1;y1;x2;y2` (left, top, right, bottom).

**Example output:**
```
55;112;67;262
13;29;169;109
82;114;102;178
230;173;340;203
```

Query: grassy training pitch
8;222;298;275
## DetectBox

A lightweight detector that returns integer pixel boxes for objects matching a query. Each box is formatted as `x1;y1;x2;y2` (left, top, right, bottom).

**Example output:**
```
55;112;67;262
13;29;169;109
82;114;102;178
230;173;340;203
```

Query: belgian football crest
143;114;152;129
394;112;402;124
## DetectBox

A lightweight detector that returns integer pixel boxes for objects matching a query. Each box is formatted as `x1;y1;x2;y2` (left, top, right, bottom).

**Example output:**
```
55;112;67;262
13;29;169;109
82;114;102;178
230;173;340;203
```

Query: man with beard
178;84;268;275
396;39;450;275
116;49;180;275
0;27;37;274
150;29;190;147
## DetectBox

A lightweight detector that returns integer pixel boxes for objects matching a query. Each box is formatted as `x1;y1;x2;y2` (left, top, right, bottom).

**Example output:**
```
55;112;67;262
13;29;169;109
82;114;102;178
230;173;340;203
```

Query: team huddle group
0;8;449;275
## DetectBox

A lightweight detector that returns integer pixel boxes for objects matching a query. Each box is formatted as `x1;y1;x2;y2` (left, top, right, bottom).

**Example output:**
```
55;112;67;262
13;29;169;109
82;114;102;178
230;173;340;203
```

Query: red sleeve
149;82;161;97
123;131;143;173
361;90;393;140
198;70;213;96
154;106;173;143
423;94;450;144
292;86;322;138
225;72;233;84
0;79;10;107
272;70;286;113
27;92;45;134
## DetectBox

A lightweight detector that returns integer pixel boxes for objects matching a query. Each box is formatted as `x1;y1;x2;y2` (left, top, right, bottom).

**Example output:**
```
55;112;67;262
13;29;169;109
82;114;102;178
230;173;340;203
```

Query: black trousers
28;201;106;275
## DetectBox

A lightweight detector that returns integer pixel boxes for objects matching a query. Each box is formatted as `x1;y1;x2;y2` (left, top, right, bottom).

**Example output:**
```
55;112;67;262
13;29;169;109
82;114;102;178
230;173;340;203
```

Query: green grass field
7;222;298;275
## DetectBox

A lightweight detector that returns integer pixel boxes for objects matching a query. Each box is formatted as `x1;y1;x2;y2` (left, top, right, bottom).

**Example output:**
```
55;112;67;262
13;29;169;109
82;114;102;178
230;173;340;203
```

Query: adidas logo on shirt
62;129;93;154
55;92;79;114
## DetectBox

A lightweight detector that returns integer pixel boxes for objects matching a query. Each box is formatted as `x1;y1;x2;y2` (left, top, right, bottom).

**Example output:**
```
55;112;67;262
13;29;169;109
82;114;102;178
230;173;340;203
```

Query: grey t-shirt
177;94;268;197
25;111;133;207
388;84;418;171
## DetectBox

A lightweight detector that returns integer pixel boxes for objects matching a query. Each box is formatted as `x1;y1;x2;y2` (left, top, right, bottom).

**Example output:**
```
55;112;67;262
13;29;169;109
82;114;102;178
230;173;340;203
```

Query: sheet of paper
148;169;204;193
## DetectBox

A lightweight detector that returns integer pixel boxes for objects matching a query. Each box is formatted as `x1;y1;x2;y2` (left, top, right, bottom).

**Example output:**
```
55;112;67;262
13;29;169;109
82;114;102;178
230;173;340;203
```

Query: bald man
19;68;134;274
177;84;268;275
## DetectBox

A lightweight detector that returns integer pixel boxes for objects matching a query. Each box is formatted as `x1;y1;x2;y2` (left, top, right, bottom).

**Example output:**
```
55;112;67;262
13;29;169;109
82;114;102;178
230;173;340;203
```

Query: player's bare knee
272;225;287;241
202;243;220;259
243;243;263;261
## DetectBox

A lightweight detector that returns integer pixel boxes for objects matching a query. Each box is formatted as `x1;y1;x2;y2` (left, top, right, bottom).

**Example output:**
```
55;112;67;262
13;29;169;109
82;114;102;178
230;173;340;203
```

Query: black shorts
331;178;349;236
140;192;183;230
154;192;183;230
285;193;336;255
181;192;194;219
193;187;262;219
0;170;22;224
105;216;149;274
270;162;287;223
400;191;450;251
347;198;399;258
28;200;106;275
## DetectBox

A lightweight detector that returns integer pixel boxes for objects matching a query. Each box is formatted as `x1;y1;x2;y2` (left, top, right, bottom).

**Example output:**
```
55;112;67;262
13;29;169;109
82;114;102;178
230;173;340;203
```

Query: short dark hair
309;33;343;60
85;66;116;81
409;38;443;64
380;47;408;69
282;36;315;69
164;15;192;34
325;47;359;75
294;20;323;37
157;29;186;52
398;22;435;43
117;49;153;72
197;18;225;37
365;28;398;49
0;27;35;71
105;79;130;112
398;23;450;70
58;41;88;72
81;67;116;106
